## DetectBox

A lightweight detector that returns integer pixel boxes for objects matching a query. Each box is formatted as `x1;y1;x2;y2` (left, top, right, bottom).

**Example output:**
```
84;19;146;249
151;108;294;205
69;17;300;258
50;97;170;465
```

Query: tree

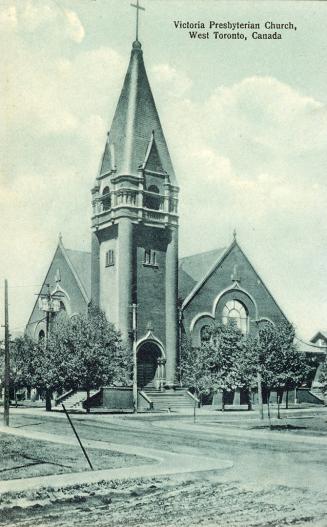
319;357;327;391
9;305;131;412
180;322;244;410
179;336;213;403
254;322;311;416
10;335;40;403
208;322;244;410
47;304;132;411
231;335;258;410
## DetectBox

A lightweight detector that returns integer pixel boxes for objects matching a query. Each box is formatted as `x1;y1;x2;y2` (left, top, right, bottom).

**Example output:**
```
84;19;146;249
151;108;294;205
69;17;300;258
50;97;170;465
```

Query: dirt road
1;410;327;526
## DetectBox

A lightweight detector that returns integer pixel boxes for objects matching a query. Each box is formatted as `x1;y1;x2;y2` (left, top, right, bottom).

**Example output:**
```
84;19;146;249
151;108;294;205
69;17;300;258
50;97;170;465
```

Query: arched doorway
137;341;161;389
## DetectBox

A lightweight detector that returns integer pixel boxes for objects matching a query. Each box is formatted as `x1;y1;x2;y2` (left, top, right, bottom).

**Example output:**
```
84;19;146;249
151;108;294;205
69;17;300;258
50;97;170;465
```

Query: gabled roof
178;248;225;300
64;248;91;301
181;239;289;323
99;41;176;183
26;241;91;332
179;248;226;283
310;330;327;344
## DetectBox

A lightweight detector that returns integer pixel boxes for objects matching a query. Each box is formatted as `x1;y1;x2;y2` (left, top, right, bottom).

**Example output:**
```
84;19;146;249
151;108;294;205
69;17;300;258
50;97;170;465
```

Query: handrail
139;390;154;410
55;389;74;406
83;389;102;409
187;390;200;406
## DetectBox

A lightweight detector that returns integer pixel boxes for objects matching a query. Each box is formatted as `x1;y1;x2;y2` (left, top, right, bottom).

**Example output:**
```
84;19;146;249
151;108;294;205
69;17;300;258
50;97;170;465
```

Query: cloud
206;76;327;154
151;63;192;97
0;1;85;43
64;9;85;43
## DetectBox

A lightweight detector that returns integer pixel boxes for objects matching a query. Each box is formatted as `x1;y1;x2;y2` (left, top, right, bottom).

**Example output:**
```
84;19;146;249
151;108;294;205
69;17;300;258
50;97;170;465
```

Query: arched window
200;325;211;343
145;185;160;210
222;300;248;334
102;186;111;211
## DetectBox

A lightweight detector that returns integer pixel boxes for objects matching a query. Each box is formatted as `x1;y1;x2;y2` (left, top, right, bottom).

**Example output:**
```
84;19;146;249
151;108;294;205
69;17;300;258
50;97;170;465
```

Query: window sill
105;263;115;267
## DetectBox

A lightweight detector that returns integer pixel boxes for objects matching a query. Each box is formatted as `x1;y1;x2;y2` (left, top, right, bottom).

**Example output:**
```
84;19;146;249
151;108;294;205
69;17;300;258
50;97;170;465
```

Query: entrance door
137;343;160;388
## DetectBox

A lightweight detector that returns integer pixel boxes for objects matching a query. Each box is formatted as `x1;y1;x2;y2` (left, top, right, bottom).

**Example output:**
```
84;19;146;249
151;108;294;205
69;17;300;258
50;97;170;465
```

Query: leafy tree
8;305;131;412
318;357;327;398
179;336;213;403
180;322;244;410
47;304;132;411
180;320;311;416
231;335;258;410
9;335;40;401
208;322;243;410
254;322;311;415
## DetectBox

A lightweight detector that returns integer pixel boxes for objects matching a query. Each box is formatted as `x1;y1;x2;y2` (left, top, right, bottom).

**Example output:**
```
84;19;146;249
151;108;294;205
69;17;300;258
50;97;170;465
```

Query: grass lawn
0;433;152;481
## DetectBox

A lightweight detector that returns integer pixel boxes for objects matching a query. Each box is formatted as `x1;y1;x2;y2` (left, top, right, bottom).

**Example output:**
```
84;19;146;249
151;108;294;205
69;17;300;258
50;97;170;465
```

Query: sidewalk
0;426;232;495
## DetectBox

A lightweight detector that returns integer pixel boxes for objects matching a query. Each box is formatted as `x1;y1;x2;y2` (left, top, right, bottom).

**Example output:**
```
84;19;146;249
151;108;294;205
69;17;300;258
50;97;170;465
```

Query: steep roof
310;330;327;344
99;41;176;183
178;248;225;301
64;249;91;300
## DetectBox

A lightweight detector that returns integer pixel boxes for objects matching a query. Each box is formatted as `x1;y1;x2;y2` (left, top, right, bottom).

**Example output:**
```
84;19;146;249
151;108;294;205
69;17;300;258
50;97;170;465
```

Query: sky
0;0;326;340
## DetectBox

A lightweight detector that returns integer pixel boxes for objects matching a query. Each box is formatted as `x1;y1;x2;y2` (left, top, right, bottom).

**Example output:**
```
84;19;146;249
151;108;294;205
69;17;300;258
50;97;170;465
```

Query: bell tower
91;36;179;386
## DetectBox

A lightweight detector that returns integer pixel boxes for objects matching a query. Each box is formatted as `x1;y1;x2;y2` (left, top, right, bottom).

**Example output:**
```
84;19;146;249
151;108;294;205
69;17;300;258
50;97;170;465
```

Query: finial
58;232;63;244
130;0;145;43
146;320;153;331
233;228;237;240
132;40;142;50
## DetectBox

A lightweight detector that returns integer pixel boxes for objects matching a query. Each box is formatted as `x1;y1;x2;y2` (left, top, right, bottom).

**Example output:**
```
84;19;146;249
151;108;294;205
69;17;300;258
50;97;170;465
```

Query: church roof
64;249;91;301
99;41;176;183
310;330;327;343
63;246;225;304
178;248;225;301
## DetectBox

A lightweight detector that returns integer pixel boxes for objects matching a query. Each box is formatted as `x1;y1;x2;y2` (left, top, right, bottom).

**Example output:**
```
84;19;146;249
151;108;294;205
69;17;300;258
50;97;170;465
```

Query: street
0;408;327;526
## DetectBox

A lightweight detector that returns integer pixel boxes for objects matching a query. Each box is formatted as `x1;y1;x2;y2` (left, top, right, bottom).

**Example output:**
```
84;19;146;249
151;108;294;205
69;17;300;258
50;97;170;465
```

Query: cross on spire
130;0;145;42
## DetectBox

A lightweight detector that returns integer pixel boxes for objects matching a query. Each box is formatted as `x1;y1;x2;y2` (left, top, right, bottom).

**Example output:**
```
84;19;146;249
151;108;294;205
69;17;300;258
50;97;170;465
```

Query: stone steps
143;388;195;412
62;390;99;409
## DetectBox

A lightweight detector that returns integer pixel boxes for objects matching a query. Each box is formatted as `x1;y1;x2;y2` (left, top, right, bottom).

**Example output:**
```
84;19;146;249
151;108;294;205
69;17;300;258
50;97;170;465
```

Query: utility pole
131;303;138;413
3;279;10;426
38;284;60;411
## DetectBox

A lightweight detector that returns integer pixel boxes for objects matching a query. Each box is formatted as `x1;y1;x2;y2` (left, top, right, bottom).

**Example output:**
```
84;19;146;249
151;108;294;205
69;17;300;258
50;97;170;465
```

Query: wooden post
3;279;10;427
257;371;264;420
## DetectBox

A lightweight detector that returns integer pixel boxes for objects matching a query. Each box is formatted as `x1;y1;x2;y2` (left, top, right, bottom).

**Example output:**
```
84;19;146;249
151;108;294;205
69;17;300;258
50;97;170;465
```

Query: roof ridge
65;248;91;255
179;247;226;261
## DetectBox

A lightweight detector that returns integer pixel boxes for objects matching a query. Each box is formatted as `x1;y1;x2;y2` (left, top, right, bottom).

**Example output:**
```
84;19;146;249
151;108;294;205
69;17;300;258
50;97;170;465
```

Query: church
25;28;321;409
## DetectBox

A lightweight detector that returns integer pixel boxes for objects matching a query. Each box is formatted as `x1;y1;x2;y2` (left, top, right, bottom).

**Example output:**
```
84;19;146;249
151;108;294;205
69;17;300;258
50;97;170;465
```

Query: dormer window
105;249;115;267
102;186;111;211
143;249;157;267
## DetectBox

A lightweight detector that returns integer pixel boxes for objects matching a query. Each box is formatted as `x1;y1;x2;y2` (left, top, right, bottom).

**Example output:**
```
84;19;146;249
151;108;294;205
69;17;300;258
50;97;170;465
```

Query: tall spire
98;38;176;183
